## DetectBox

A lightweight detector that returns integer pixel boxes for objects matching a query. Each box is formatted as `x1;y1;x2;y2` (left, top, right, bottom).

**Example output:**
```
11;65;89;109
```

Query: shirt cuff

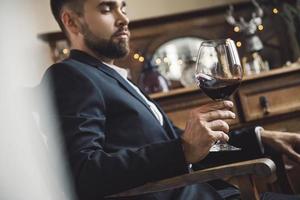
255;126;265;154
180;140;193;173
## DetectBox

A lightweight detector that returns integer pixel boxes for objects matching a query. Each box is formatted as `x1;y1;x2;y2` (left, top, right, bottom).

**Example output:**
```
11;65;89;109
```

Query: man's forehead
83;0;127;10
87;0;126;4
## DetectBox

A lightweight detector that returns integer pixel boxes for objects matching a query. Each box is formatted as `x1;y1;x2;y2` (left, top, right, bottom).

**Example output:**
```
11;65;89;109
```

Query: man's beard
81;23;130;59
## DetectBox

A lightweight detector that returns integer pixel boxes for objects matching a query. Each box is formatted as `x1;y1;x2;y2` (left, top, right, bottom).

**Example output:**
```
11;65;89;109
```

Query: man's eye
121;7;127;14
100;5;111;12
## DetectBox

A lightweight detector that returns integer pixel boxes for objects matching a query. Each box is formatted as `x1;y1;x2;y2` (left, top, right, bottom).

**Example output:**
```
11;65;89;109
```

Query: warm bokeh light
62;48;69;55
258;24;264;31
156;58;162;65
234;26;240;33
236;41;242;48
139;56;145;62
177;59;183;65
133;53;140;60
273;8;279;14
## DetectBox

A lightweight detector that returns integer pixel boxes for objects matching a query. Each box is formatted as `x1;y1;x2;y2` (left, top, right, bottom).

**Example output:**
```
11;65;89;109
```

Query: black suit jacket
40;50;263;200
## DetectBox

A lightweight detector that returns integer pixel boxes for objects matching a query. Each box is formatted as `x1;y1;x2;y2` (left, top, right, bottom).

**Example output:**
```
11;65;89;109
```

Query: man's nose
115;10;129;27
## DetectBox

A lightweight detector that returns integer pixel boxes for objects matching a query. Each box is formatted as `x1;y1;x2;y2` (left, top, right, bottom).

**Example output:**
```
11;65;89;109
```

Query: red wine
196;74;241;100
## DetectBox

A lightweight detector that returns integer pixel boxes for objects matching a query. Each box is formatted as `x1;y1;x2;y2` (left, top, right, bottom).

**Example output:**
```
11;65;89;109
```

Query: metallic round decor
151;37;203;87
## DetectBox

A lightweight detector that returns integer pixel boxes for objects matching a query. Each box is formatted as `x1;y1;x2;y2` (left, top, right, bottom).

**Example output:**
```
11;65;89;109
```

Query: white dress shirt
104;62;164;126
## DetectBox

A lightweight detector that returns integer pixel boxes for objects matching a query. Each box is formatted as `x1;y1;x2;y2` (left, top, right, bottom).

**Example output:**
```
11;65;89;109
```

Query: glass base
209;143;241;152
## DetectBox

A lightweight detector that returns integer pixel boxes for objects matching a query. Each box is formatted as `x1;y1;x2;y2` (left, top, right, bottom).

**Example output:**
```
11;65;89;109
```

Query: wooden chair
107;158;277;200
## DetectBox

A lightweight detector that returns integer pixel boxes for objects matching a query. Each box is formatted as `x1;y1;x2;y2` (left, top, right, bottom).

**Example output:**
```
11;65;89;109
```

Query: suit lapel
68;50;159;121
97;63;155;111
153;102;178;139
137;88;178;139
98;63;179;139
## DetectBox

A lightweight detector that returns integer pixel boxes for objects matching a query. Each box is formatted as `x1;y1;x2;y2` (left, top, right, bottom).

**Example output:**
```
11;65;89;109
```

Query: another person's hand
181;100;236;164
261;130;300;164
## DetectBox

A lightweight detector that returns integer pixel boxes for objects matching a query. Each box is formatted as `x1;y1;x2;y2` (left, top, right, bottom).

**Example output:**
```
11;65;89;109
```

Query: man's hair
50;0;85;33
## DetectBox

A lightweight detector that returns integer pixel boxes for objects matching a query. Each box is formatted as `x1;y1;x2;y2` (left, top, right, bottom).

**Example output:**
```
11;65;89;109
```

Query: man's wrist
180;138;193;173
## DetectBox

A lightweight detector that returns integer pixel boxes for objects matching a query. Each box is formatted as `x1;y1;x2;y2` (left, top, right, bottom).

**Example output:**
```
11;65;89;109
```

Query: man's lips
113;31;130;39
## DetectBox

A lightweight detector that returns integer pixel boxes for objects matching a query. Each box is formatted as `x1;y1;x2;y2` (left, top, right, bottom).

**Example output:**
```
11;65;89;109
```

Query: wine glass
195;38;243;152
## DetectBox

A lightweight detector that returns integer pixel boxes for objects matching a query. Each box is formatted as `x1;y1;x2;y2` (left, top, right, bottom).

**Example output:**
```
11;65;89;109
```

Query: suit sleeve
228;127;264;156
41;64;189;199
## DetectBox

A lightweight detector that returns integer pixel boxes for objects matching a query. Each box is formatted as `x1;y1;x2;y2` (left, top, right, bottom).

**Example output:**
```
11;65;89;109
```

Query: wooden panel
240;84;300;121
262;116;300;133
238;71;300;122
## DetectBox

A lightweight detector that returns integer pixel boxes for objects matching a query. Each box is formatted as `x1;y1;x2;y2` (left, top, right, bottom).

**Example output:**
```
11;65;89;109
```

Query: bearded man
39;0;300;199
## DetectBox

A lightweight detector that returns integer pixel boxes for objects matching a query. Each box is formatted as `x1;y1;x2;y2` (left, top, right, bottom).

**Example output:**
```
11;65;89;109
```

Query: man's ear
61;9;81;35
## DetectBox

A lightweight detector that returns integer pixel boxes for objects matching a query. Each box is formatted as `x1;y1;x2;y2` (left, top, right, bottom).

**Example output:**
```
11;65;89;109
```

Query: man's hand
181;100;236;164
261;130;300;164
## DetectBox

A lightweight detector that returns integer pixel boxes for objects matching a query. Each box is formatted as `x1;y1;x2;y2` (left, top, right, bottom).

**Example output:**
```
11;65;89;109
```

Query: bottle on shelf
138;58;170;94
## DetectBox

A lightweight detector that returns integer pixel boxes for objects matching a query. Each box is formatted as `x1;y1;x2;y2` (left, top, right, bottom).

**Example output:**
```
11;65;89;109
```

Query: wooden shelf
150;63;300;100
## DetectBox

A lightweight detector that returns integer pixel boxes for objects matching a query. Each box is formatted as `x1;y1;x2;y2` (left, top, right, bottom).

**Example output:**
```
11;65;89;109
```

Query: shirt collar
69;49;102;67
103;62;128;79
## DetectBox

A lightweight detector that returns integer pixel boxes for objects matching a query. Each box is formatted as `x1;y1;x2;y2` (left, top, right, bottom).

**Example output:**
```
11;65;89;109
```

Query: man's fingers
286;147;300;164
208;120;230;133
203;110;236;122
196;100;234;112
294;137;300;153
212;131;229;143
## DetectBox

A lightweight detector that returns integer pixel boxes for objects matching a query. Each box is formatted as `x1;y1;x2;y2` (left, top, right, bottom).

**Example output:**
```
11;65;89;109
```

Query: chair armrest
108;158;276;198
